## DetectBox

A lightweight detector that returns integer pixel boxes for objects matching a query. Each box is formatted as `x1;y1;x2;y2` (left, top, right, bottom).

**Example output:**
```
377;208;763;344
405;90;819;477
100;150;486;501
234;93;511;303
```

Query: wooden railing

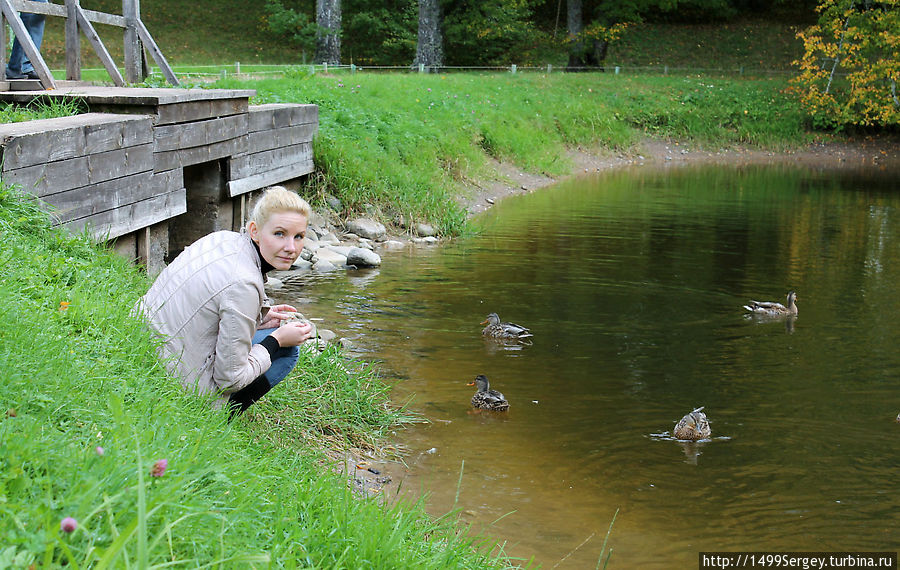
0;0;177;89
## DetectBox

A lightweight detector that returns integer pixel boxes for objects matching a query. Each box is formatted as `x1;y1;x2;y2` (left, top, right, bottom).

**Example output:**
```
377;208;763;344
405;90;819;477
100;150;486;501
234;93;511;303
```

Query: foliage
442;0;541;66
343;0;418;65
264;0;318;55
793;0;900;129
0;184;512;567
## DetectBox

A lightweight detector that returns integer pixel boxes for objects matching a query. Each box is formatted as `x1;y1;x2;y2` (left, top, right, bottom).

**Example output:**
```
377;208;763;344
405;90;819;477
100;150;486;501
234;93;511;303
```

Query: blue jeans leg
253;328;300;388
7;0;48;77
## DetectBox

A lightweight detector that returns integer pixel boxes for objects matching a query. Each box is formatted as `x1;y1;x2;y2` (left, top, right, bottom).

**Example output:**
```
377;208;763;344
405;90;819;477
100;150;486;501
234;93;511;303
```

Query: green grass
0;185;517;568
209;71;817;236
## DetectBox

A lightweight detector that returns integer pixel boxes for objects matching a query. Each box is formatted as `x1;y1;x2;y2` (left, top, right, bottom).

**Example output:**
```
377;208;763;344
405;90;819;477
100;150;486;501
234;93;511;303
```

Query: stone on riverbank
346;218;386;240
347;247;382;267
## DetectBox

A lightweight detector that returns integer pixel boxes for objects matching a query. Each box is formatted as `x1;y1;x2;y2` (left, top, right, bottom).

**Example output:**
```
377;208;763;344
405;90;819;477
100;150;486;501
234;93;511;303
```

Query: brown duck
467;374;509;411
743;291;798;317
673;407;711;441
481;313;532;340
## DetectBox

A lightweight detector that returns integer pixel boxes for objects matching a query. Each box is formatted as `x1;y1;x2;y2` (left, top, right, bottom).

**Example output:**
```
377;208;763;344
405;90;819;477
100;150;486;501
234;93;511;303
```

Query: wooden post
122;0;142;83
65;0;81;80
1;11;7;80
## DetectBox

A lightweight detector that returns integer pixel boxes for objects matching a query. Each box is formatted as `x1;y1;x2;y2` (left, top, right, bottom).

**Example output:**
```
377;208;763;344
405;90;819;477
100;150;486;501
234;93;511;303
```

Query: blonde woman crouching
139;186;313;415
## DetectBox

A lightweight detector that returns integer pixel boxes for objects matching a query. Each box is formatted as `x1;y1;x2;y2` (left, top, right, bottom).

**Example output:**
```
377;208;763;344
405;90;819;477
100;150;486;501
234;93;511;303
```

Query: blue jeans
7;0;47;78
253;328;300;388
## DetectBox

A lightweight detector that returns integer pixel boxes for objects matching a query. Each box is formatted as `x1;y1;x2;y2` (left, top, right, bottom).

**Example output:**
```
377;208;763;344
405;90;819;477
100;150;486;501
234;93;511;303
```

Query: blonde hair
247;186;311;228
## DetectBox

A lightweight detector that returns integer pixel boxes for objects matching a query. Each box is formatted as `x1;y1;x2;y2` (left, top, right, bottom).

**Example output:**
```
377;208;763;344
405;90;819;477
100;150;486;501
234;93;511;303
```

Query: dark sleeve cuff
258;334;281;357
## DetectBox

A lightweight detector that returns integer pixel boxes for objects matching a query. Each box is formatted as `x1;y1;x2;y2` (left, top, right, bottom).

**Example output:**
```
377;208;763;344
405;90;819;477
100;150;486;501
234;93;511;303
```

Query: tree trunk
315;0;341;65
566;0;585;70
413;0;443;70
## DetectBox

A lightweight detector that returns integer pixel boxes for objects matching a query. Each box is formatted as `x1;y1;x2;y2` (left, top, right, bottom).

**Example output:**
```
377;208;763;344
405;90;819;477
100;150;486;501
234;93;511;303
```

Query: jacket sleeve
211;280;272;393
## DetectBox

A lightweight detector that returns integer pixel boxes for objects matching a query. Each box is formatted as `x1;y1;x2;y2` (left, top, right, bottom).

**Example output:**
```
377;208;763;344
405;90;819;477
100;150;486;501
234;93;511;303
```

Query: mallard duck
467;374;509;411
743;291;798;317
673;407;711;441
481;313;532;340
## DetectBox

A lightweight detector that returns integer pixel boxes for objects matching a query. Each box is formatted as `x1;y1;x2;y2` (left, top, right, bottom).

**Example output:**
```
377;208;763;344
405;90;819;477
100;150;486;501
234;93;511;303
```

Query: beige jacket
138;230;272;408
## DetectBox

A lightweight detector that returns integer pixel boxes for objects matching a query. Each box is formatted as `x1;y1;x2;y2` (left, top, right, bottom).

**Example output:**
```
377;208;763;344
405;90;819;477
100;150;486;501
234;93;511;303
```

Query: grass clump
213;71;813;235
0;98;85;124
0;184;515;567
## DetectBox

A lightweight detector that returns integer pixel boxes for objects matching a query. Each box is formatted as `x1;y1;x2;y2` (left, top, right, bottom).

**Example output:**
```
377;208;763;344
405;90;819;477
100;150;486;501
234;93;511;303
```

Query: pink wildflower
95;446;104;456
151;458;168;477
60;517;78;533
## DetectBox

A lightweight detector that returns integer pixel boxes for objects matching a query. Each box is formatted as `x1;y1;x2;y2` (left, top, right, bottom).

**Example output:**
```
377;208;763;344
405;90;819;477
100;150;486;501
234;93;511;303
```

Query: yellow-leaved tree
794;0;899;129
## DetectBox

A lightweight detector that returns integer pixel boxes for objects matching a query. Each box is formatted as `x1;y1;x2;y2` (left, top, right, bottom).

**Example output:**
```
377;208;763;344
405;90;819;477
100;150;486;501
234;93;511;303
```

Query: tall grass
0;185;515;567
213;71;814;235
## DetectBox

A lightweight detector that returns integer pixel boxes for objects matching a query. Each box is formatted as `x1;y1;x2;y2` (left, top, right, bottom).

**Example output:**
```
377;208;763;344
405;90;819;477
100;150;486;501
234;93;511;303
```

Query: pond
273;164;900;569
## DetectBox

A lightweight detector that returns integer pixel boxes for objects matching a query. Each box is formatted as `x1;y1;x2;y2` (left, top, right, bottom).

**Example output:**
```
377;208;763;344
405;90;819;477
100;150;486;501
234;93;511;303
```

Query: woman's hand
259;304;298;329
269;320;313;347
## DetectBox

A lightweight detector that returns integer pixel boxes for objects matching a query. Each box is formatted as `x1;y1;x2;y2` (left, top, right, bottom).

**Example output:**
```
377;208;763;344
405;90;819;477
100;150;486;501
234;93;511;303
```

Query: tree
413;0;443;68
441;0;539;66
794;0;899;128
566;0;632;70
265;0;317;57
315;0;342;64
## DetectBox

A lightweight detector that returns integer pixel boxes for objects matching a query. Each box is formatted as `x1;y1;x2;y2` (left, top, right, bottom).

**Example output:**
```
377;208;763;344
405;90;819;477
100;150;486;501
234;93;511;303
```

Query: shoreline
462;136;900;218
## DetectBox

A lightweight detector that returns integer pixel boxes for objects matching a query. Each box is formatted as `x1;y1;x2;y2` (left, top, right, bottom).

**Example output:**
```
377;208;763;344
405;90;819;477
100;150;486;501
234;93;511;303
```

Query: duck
467;374;509;411
673;407;711;441
481;313;533;340
743;291;798;317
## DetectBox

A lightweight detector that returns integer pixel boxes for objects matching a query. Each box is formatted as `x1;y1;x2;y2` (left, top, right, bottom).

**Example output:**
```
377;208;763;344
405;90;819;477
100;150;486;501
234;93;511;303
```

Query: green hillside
35;1;807;71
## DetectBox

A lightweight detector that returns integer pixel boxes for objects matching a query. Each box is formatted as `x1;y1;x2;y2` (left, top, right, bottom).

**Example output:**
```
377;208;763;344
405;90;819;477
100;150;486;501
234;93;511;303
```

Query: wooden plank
45;168;181;223
248;104;317;132
153;135;247;172
134;17;178;86
74;3;124;86
86;144;153;185
229;142;312;179
67;188;187;240
0;0;56;89
2;143;153;197
9;0;126;26
1;156;90;196
84;116;154;153
156;98;249;125
227;159;315;197
0;114;152;169
153;113;248;152
244;122;317;155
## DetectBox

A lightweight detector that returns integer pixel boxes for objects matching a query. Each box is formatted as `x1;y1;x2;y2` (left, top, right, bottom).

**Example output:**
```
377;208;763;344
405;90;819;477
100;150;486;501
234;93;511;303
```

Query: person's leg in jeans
252;328;301;388
227;328;301;417
7;0;48;79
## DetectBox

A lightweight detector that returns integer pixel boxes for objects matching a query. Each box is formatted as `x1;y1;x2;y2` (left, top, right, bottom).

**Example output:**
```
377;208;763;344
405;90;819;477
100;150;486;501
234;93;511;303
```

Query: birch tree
315;0;342;64
413;0;443;69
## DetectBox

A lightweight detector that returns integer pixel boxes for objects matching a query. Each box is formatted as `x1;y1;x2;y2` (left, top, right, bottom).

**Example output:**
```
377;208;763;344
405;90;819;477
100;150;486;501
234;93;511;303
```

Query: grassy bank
0;186;513;567
212;71;822;235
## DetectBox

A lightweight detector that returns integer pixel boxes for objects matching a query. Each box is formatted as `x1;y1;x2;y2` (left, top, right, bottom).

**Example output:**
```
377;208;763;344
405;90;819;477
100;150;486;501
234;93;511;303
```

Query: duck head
467;374;490;392
480;313;501;326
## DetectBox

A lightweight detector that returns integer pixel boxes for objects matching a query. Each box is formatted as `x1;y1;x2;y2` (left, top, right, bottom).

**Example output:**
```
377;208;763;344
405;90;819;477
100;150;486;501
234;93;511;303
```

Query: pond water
273;164;900;569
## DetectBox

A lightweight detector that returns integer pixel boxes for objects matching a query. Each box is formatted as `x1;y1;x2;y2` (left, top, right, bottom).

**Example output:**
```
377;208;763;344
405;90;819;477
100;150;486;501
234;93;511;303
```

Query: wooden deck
0;84;317;272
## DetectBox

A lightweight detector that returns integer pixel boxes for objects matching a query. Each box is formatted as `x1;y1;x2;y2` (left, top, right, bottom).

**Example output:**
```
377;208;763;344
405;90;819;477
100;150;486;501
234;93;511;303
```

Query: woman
139;186;314;413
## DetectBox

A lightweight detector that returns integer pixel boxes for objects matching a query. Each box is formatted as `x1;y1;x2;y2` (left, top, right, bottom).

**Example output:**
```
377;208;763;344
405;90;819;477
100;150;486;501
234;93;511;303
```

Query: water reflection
273;164;900;568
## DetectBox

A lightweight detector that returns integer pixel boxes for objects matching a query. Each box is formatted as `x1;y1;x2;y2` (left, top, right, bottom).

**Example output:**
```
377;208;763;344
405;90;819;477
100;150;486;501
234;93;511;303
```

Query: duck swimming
481;313;532;340
467;374;509;411
743;291;798;317
673;407;711;441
